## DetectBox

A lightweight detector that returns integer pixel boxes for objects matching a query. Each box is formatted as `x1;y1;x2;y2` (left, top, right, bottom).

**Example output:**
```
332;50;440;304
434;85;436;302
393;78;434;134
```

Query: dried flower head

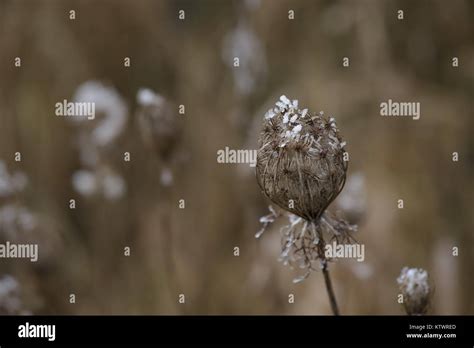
397;267;431;315
256;95;347;222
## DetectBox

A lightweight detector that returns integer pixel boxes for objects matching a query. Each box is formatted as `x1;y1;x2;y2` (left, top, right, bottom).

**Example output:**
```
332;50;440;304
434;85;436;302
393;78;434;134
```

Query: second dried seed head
256;95;348;221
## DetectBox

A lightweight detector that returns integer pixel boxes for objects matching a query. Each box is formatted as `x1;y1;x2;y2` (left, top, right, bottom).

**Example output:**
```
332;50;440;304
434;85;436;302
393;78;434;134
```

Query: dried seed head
256;96;348;221
136;88;181;161
397;267;431;315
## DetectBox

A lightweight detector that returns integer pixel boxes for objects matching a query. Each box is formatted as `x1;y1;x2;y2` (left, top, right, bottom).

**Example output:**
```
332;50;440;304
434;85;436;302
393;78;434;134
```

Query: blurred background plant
0;0;472;314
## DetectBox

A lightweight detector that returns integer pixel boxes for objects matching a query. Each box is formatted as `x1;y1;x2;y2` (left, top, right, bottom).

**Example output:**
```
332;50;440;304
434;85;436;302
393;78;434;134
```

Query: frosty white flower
73;81;128;147
397;267;431;315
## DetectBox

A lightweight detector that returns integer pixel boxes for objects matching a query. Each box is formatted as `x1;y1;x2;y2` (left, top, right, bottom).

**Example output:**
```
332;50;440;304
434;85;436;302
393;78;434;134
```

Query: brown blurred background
0;0;473;314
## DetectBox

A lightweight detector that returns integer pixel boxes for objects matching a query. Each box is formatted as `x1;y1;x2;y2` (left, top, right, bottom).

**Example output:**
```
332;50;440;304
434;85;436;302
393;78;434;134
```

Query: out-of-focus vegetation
0;0;473;314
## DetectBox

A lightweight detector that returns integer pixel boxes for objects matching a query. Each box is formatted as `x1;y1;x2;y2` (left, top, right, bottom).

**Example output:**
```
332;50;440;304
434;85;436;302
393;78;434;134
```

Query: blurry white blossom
136;87;181;163
335;172;367;224
0;275;25;314
73;81;128;147
72;167;125;200
397;267;431;315
222;22;266;95
0;204;37;239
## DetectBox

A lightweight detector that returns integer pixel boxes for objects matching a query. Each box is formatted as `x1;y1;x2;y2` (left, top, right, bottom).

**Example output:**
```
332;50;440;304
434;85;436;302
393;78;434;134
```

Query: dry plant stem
315;222;340;315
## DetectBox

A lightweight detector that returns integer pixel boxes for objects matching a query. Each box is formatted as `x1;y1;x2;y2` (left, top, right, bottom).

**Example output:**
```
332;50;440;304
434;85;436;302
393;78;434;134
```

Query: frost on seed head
0;204;37;239
397;267;431;315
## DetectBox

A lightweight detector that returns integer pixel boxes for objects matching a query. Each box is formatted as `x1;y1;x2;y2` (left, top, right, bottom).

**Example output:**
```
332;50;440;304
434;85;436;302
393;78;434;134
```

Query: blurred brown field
0;0;473;314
